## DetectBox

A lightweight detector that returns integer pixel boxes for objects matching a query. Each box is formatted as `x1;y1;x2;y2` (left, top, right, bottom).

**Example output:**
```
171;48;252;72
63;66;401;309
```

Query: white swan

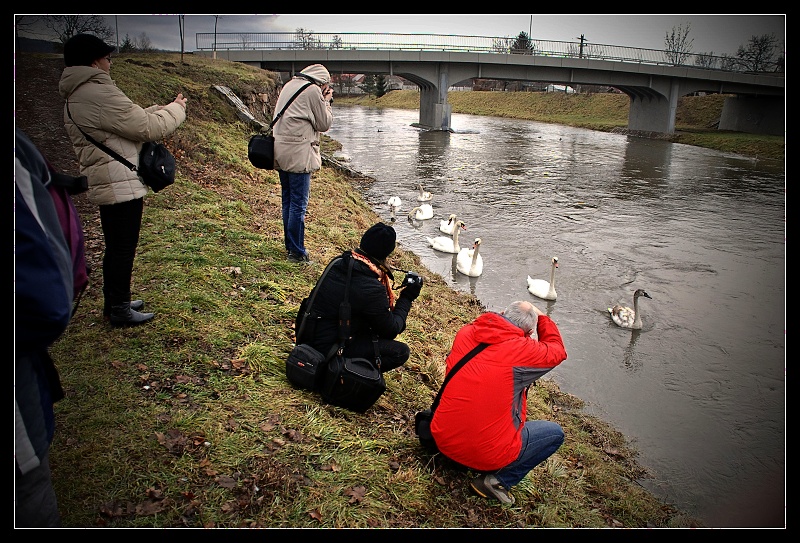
457;237;484;277
387;196;402;222
439;213;458;234
427;219;465;253
416;183;432;202
608;288;652;330
527;256;558;300
408;204;433;220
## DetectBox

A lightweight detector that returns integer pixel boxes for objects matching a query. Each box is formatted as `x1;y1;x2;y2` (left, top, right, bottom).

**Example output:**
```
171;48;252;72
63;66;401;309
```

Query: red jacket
430;311;567;471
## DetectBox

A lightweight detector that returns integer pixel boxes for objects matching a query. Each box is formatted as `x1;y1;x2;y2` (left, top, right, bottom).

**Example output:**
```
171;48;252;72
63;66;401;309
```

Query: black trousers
342;335;410;373
99;197;143;311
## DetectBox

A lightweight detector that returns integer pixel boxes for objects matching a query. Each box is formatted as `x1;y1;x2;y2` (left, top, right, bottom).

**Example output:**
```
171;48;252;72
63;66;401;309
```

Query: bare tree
135;32;153;52
664;22;693;65
293;28;321;50
491;37;513;53
41;15;113;45
736;33;781;72
15;15;43;47
330;35;343;50
694;52;717;69
718;54;738;71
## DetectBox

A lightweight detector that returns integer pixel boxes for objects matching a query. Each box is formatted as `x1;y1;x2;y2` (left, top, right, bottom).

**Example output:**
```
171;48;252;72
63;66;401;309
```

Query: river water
324;106;785;528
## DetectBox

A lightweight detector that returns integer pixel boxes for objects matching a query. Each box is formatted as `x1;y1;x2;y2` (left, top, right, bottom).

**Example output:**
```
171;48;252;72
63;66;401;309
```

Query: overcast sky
18;14;785;57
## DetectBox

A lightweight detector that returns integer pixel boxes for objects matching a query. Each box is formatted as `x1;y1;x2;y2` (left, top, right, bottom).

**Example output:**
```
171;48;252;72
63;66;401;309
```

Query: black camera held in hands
400;271;423;301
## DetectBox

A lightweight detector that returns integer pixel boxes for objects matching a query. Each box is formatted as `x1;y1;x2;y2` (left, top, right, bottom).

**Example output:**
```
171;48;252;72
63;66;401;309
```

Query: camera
401;271;422;288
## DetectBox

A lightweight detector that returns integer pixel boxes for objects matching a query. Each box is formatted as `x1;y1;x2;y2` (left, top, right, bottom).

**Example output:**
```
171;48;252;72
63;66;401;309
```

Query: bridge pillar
627;80;681;134
719;95;784;136
628;96;673;133
417;66;452;131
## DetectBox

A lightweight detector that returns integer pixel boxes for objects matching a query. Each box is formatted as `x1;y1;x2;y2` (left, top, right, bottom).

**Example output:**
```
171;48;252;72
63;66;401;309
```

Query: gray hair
502;301;538;335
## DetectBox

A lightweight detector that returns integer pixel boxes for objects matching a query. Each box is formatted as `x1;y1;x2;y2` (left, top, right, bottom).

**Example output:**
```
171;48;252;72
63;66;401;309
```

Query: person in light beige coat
272;63;333;263
58;33;187;326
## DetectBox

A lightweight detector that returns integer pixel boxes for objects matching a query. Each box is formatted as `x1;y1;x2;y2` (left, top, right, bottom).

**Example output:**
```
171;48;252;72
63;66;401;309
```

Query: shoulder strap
65;103;138;171
430;343;489;413
332;257;356;359
270;82;314;130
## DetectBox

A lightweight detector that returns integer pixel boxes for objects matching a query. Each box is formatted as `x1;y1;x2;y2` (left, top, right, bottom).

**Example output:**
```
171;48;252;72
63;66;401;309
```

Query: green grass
25;52;711;528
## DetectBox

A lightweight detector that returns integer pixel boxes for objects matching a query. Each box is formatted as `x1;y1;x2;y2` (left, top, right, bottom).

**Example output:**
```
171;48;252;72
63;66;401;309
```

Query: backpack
46;165;89;316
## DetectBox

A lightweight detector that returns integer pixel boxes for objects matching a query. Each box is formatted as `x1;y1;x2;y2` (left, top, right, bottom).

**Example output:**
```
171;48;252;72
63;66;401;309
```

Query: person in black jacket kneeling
298;222;423;373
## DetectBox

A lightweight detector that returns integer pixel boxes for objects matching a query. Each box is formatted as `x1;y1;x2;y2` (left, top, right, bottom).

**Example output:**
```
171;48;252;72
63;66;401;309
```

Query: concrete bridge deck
196;46;784;136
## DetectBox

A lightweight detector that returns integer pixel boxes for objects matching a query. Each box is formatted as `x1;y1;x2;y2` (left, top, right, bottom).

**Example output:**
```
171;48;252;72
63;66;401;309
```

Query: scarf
351;251;396;309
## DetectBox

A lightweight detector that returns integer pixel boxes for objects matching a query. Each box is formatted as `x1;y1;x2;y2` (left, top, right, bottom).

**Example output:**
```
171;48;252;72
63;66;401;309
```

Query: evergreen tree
376;74;388;97
120;34;136;53
359;74;377;96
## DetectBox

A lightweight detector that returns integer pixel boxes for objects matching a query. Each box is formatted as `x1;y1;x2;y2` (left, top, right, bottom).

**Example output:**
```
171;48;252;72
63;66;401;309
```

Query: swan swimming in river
527;256;558;300
608;289;652;330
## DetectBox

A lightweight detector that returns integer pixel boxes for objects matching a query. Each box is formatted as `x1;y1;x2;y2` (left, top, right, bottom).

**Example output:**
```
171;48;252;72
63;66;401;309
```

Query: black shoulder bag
248;82;313;170
415;343;489;453
66;103;175;192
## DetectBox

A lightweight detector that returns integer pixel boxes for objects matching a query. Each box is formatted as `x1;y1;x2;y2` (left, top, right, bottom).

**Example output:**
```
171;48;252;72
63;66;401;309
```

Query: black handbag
415;343;489;453
248;82;313;170
285;343;328;391
66;103;175;192
321;346;385;413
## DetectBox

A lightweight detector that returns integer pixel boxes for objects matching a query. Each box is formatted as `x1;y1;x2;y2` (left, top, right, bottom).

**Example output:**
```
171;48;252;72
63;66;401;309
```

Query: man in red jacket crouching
430;300;567;505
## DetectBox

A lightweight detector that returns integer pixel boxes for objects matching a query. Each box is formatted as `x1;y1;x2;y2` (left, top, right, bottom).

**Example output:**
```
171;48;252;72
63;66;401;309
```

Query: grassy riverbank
337;90;785;161
17;52;704;528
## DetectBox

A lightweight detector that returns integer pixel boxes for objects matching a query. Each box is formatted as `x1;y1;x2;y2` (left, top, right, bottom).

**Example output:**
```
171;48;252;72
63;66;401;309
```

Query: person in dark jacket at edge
431;300;568;505
15;128;74;527
296;222;423;372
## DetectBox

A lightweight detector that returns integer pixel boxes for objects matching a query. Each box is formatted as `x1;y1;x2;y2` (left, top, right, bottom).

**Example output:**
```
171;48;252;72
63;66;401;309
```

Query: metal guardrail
195;32;784;75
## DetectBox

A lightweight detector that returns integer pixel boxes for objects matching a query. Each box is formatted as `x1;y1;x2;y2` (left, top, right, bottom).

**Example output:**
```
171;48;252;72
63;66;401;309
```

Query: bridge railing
195;32;783;75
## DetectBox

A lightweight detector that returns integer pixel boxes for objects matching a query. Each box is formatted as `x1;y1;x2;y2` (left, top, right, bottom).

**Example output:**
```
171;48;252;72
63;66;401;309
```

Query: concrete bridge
197;46;784;136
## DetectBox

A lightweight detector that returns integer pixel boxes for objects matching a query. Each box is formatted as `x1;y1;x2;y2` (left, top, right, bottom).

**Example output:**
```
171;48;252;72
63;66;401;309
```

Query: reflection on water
326;106;785;527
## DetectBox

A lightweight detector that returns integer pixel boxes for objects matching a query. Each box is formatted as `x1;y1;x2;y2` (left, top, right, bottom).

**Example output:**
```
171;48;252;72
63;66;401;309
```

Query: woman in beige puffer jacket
58;33;187;327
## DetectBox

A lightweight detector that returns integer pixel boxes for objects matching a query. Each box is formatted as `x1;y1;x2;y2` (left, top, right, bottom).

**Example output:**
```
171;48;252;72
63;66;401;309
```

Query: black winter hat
64;33;115;67
360;223;396;261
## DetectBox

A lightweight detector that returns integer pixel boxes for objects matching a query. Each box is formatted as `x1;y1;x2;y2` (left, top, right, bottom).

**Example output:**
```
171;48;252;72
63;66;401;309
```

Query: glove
400;272;423;301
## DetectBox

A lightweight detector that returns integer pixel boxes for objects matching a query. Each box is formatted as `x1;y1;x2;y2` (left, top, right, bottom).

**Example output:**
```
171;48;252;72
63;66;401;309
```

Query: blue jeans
493;420;564;489
278;170;311;257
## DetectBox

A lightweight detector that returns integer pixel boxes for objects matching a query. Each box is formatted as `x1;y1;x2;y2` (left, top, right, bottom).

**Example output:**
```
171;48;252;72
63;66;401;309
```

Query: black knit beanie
64;34;115;67
359;223;396;261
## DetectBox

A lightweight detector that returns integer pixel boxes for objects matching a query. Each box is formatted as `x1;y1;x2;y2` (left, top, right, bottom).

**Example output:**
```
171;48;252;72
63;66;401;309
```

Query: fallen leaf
308;509;323;522
216;475;237;489
345;485;367;504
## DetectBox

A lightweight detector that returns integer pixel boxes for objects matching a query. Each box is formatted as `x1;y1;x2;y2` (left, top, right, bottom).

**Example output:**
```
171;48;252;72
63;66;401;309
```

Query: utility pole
213;15;219;59
115;15;119;53
578;34;586;58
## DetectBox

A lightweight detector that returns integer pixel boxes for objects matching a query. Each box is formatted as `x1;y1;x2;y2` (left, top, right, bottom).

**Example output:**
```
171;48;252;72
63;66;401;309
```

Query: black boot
104;299;144;317
109;302;154;327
